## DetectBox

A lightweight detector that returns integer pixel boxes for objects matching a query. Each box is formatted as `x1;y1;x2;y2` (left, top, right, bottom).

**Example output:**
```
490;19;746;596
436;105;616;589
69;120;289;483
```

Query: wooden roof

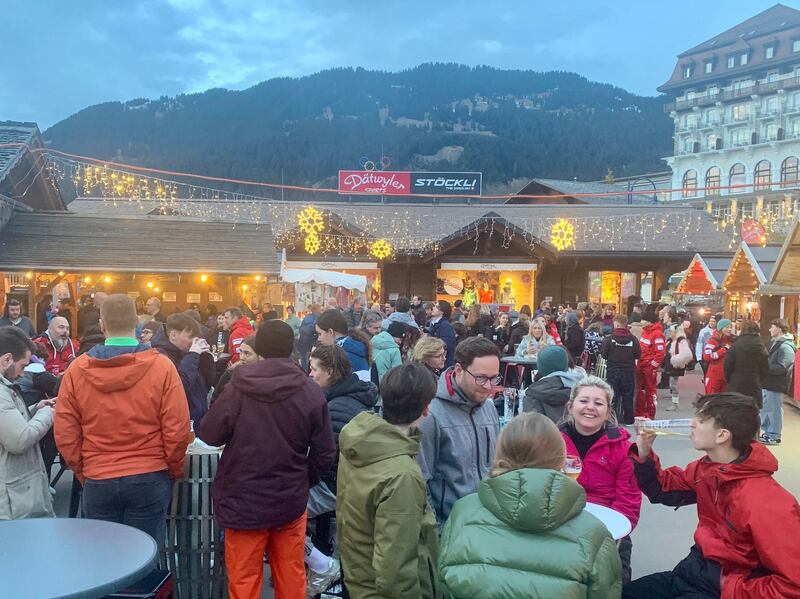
0;211;279;274
675;254;721;294
768;219;800;291
722;242;782;293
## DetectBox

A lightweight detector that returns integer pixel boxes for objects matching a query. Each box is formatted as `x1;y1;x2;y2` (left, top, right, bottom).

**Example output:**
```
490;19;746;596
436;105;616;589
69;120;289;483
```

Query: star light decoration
370;239;393;260
550;218;575;251
297;206;325;255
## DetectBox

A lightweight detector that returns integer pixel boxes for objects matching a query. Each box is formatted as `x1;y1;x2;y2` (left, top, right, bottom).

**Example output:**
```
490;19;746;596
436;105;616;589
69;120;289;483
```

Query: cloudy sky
2;0;788;128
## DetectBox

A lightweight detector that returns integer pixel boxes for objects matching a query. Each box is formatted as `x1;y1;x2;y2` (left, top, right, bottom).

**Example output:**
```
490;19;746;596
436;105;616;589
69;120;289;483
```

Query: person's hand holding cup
634;419;657;460
190;337;211;355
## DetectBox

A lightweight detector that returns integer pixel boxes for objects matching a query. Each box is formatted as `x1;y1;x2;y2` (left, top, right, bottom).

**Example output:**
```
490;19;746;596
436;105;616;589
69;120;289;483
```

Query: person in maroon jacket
199;320;336;599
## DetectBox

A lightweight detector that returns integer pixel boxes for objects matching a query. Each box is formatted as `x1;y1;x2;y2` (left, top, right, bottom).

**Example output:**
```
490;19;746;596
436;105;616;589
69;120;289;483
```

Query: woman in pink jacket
559;375;642;583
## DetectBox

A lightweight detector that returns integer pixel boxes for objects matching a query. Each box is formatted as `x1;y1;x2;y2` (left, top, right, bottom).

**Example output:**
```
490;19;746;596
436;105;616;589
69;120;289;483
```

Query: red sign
338;170;411;195
740;218;767;245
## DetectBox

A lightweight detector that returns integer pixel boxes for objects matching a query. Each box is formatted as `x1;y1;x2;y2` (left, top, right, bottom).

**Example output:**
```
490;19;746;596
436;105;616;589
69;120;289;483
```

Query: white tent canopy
280;267;367;291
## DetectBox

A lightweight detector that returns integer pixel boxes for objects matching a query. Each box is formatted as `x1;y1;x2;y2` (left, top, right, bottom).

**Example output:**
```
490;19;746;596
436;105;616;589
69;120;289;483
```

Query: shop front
721;242;780;323
436;262;536;310
285;260;381;308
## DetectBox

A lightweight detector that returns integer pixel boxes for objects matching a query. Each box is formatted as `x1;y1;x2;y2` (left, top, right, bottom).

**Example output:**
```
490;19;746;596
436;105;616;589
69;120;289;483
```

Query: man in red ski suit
635;319;666;419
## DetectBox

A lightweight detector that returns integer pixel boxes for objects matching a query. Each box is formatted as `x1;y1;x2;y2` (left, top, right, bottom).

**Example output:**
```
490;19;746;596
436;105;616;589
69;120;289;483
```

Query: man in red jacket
200;320;336;599
33;316;77;376
624;393;800;599
222;306;255;364
634;317;666;419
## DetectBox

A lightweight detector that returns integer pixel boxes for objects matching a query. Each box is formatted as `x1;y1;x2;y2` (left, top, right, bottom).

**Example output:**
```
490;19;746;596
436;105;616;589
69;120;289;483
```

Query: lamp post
627;177;659;204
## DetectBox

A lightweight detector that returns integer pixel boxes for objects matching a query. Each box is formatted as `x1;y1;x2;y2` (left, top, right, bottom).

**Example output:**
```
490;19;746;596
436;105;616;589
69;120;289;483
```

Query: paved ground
53;368;800;594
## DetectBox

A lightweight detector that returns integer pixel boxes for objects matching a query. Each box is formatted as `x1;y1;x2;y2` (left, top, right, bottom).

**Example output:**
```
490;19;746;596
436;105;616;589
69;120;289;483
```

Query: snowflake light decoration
370;239;393;260
550;218;575;251
297;206;324;234
304;232;321;255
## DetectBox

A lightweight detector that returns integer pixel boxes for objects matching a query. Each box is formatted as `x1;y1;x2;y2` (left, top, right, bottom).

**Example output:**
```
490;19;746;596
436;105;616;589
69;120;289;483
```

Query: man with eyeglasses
418;336;501;526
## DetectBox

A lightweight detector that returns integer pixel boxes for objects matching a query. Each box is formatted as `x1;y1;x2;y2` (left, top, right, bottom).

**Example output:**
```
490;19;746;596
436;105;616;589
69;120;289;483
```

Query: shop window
729;163;746;193
588;271;602;304
621;273;637;304
682;169;698;198
705;166;721;193
754;160;772;191
640;272;654;302
782;156;800;187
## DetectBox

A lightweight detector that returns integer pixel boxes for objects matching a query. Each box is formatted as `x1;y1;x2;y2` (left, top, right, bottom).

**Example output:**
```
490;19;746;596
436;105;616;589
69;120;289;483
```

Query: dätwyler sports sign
338;171;482;196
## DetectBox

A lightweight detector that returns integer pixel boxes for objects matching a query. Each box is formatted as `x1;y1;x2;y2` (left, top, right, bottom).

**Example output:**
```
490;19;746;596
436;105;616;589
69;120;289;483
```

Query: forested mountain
44;64;672;190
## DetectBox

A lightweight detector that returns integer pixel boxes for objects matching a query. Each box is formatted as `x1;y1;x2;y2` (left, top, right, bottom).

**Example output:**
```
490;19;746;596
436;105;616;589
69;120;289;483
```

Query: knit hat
387;321;407;339
565;312;579;326
254;319;294;359
716;318;732;332
536;345;568;377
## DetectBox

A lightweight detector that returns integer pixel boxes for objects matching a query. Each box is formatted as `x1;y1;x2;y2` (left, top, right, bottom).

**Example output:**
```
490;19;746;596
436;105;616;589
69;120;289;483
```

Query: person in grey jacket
0;327;56;520
382;296;420;331
523;345;584;423
418;336;501;526
760;318;795;445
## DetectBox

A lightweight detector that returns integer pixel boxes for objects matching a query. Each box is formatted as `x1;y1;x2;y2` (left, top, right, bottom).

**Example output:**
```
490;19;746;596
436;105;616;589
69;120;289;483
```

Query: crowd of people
1;291;800;599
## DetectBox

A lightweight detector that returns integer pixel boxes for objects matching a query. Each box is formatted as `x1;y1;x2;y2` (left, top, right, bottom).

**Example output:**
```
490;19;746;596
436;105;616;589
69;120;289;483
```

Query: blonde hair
528;319;546;338
412;336;446;363
491;412;566;477
561;376;618;426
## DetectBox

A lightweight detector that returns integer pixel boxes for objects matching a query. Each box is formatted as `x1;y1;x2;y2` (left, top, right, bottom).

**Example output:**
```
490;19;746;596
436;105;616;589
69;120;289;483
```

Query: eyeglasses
462;366;502;387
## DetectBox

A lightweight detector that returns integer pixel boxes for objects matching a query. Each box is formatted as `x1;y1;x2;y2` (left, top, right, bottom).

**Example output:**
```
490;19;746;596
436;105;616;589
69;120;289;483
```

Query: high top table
0;518;157;599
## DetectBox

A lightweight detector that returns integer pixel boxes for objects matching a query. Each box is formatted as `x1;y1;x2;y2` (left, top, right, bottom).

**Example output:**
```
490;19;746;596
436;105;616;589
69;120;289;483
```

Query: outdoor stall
721;242;781;324
280;259;368;312
435;262;536;310
671;253;727;316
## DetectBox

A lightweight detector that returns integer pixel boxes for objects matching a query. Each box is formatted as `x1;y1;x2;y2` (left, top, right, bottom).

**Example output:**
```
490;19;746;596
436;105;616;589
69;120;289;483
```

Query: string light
200;274;208;282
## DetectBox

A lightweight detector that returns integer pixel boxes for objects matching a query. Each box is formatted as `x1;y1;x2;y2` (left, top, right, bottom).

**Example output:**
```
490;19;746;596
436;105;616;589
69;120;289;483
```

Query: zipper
439;479;445;518
470;405;482;481
427;558;437;596
485;428;491;465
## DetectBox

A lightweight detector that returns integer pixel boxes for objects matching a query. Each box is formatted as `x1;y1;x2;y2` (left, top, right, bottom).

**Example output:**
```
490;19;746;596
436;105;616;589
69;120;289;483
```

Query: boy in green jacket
337;362;440;599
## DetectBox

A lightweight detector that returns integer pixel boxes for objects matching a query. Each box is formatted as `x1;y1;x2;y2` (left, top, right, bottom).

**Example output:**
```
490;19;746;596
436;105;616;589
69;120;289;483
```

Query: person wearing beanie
523;346;584;424
628;312;644;339
563;311;585;363
601;314;641;424
200;319;336;599
702;318;733;395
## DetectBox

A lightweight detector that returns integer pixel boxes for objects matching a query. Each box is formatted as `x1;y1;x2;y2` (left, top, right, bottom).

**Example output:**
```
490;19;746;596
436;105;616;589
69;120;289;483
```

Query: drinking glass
563;455;582;480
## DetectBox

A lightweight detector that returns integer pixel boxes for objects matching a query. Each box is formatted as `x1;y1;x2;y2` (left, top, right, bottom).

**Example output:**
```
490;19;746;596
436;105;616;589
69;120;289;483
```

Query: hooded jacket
638;321;666;367
337;335;370;374
54;345;190;483
600;328;641;370
336;412;439;599
427;317;456;369
703;331;732;393
763;333;795;393
370;331;402;383
630;442;800;599
439;468;622;599
724;333;769;407
382;311;419;331
324;373;378;491
0;374;55;520
33;331;77;375
227;315;255;364
151;332;216;423
523;369;584;424
418;368;499;525
560;422;641;529
199;357;336;529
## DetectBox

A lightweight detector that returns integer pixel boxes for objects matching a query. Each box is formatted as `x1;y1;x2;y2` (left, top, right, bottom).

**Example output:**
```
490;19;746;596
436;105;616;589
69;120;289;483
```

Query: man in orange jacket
55;294;190;547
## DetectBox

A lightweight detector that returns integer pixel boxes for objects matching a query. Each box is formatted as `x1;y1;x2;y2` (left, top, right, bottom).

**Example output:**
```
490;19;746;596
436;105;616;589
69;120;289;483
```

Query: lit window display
588;271;647;308
436;263;536;309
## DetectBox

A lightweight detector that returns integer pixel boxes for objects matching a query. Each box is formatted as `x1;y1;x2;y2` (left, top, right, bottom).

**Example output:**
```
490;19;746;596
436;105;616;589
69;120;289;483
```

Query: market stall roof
767;220;800;292
675;254;722;294
68;198;734;256
722;242;782;293
0;210;279;274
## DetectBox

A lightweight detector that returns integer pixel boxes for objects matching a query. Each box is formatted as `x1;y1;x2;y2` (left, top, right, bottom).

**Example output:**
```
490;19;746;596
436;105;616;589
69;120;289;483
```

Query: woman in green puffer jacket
438;412;622;599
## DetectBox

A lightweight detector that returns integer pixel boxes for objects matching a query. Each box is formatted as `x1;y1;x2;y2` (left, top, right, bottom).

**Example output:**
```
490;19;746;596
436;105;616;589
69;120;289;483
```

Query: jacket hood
643;321;664;334
150;332;183;360
339;411;420;468
479;468;586;532
435;368;474;408
707;442;778;483
370;330;398;351
543;368;584;389
383;312;418;329
326;373;379;409
612;328;632;338
231;315;254;334
72;347;164;392
231;357;314;403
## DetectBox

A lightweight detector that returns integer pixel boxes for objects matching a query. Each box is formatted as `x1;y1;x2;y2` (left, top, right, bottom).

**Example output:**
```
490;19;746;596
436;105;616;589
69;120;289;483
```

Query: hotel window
794;40;800;52
705;60;714;74
708;85;720;96
732;103;750;121
682;169;698;198
781;157;799;187
705;166;721;193
767;71;780;83
766;96;781;114
682;137;697;153
705;108;720;124
682;64;694;79
792;119;800;136
727;55;736;68
729;163;746;193
763;123;778;141
706;133;718;150
754;160;772;191
740;52;749;65
730;128;750;146
765;45;776;59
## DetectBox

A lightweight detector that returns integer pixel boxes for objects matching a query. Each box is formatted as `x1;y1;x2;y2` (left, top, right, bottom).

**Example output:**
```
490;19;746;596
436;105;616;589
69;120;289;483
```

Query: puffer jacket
324;373;378;492
0;375;55;520
724;332;769;408
337;412;439;599
439;468;621;599
523;369;584;424
336;335;370;375
418;368;499;525
370;331;402;383
763;334;795;394
665;336;694;377
560;422;641;529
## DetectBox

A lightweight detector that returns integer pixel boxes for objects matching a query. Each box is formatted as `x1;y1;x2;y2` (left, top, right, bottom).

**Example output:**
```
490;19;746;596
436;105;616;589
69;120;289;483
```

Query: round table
585;502;632;540
500;356;538;366
0;518;158;599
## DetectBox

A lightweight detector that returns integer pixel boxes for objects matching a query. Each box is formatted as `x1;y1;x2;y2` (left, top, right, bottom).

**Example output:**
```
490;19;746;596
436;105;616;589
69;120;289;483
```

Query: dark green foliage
44;64;672;188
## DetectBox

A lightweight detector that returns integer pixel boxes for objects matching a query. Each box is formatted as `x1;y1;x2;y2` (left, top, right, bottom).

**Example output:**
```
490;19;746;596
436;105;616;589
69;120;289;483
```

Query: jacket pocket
4;471;53;520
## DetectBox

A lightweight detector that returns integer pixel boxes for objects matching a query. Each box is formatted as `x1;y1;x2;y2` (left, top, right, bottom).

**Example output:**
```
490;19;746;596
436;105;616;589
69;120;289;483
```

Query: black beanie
255;319;294;359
